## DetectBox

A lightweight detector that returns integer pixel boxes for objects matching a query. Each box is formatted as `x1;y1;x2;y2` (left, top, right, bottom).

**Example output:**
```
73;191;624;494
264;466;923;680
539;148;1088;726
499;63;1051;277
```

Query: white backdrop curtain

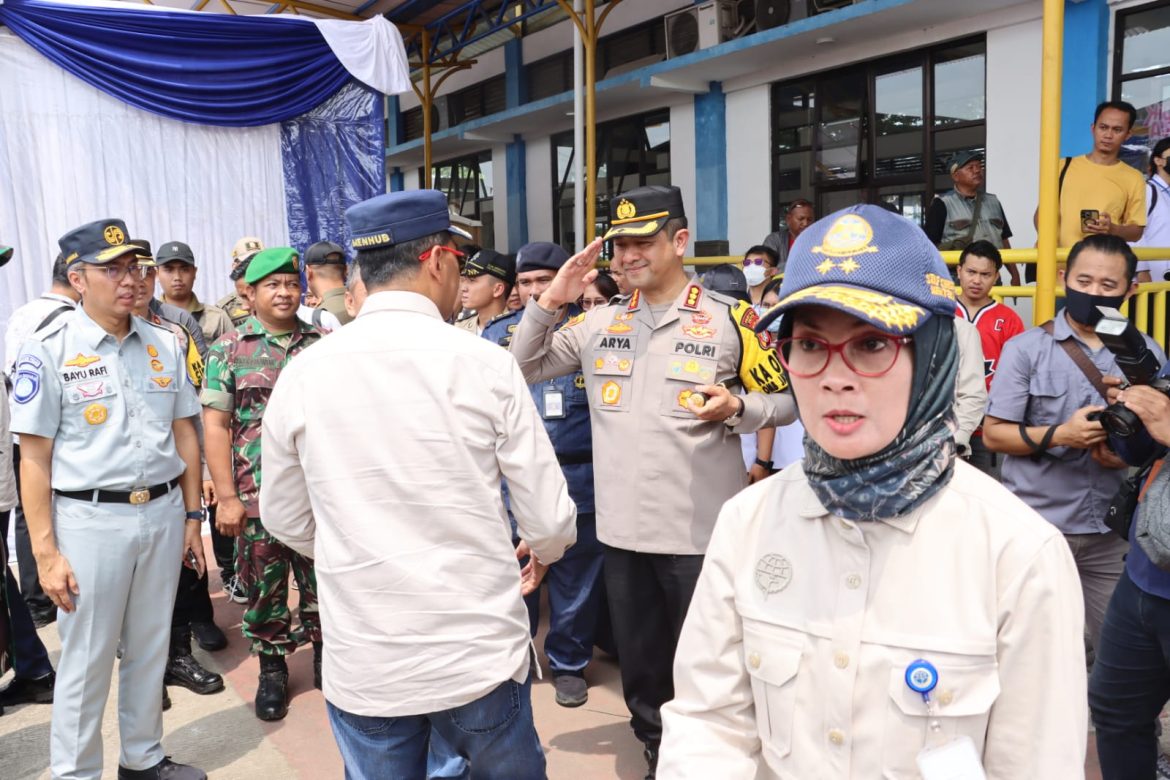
0;27;290;369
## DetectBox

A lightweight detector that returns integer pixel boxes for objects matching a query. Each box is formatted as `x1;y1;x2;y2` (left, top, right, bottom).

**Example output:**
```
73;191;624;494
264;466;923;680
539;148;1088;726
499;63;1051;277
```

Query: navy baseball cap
462;249;515;284
345;190;472;251
516;242;571;273
700;264;751;304
948;151;981;174
59;219;139;267
756;205;957;336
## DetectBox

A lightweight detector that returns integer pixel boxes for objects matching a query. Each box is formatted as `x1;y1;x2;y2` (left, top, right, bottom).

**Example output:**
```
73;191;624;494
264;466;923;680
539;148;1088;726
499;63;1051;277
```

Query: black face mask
1064;287;1127;326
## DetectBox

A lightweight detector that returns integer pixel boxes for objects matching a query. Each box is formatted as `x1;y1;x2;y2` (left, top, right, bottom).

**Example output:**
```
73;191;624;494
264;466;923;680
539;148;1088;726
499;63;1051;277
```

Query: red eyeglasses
418;245;467;263
777;334;912;378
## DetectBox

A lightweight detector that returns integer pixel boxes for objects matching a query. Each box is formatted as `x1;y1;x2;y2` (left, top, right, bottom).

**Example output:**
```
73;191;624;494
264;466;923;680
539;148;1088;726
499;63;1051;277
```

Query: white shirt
660;461;1086;779
4;292;77;377
259;290;576;717
296;304;341;333
1136;176;1170;279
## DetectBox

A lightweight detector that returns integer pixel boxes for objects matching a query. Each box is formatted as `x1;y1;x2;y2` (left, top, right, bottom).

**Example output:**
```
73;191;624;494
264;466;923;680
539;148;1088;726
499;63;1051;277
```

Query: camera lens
1100;405;1139;438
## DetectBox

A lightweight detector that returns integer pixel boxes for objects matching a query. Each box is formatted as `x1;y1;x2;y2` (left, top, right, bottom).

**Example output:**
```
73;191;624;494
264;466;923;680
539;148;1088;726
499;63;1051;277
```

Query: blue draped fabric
0;0;351;127
281;80;386;260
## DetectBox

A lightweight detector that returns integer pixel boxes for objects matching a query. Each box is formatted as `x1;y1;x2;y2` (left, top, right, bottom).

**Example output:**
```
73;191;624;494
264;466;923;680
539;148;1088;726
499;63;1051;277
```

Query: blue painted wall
506;137;528;249
505;38;526;109
390;169;405;192
1061;0;1110;157
694;83;728;242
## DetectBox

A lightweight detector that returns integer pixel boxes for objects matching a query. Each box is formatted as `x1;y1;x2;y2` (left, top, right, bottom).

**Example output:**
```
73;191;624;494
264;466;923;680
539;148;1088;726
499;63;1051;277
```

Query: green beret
244;247;300;285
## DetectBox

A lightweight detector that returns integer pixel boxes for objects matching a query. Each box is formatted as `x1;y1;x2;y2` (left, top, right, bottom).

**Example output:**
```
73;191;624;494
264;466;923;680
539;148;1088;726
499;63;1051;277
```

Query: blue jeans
1089;568;1170;779
327;674;546;780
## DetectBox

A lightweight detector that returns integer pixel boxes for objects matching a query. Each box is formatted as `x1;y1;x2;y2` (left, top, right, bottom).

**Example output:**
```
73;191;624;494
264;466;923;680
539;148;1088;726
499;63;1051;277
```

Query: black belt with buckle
54;479;178;505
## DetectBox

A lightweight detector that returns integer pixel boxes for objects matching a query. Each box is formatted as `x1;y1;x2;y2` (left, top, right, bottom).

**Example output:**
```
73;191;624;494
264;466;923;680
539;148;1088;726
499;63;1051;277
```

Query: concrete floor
0;534;1109;779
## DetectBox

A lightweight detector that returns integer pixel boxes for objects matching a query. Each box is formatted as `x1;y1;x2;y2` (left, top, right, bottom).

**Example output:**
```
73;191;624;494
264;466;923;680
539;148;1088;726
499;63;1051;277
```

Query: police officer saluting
510;185;795;778
484;242;605;709
11;219;207;780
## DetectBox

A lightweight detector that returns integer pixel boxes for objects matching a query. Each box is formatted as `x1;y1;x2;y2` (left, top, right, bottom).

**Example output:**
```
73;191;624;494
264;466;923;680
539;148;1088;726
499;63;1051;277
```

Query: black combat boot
255;654;289;721
164;627;224;695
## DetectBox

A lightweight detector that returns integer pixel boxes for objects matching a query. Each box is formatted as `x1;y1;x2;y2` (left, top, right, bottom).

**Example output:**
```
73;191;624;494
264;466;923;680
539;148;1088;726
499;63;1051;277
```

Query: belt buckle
129;488;150;505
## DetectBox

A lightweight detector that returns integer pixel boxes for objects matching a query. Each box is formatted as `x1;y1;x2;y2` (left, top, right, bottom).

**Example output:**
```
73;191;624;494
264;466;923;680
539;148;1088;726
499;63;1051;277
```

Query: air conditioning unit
810;0;856;12
754;0;812;30
665;1;739;59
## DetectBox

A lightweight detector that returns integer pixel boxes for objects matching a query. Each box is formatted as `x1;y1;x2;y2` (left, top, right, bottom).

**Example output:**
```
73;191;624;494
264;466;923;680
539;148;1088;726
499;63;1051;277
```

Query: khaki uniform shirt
317;286;353;326
510;281;795;555
216;292;250;326
659;461;1087;779
163;294;234;347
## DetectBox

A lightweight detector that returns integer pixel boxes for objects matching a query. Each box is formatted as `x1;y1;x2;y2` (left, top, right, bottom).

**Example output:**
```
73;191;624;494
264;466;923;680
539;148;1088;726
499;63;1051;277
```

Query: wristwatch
724;396;746;427
185;510;204;523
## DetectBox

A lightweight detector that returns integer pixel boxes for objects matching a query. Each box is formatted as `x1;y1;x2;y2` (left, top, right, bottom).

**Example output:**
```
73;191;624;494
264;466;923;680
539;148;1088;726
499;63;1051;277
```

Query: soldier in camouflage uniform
201;247;324;721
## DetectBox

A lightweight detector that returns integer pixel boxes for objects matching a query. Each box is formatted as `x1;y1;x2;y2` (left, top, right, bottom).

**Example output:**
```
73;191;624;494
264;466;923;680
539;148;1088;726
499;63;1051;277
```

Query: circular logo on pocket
755;554;793;597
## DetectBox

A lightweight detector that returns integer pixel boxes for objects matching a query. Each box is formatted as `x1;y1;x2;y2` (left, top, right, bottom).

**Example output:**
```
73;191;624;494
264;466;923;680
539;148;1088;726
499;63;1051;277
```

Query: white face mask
743;264;766;287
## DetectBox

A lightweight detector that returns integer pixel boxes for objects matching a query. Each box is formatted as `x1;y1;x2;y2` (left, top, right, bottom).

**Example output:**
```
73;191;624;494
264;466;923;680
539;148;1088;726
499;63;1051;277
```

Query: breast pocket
882;657;1000;777
143;379;179;421
660;355;719;419
1026;372;1074;427
236;373;276;424
743;620;802;761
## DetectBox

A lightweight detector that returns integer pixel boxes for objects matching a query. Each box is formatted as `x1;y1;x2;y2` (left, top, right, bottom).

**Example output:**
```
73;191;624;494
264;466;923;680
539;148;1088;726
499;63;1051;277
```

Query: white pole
572;0;585;252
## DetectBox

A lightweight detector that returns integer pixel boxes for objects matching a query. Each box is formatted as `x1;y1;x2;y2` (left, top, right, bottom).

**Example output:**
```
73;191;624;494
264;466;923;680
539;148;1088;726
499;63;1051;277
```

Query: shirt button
135;441;142;448
748;652;761;670
828;729;845;746
846;574;862;589
939;690;954;706
128;410;135;418
834;652;849;669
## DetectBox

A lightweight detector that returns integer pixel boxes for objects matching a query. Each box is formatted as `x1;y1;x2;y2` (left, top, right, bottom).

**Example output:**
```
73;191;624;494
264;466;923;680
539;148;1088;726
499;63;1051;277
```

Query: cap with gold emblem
755;204;957;336
58;219;139;267
244;247;300;286
230;236;264;281
602;185;686;241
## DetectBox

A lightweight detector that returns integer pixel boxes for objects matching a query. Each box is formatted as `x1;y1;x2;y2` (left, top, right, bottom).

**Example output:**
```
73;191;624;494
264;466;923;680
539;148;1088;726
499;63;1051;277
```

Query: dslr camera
1092;306;1170;438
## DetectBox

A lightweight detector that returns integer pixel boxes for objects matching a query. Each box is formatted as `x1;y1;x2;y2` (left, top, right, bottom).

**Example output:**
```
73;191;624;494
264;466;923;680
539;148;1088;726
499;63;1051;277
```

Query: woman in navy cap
658;205;1086;778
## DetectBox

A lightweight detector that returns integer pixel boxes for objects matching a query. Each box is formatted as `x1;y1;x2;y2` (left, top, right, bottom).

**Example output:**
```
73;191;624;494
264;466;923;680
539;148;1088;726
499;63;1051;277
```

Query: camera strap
1040;320;1111;402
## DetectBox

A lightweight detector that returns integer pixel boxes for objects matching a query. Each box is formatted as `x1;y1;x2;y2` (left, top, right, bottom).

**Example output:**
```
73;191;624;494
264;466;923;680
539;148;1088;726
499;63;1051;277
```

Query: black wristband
754;457;772;470
1019;423;1059;461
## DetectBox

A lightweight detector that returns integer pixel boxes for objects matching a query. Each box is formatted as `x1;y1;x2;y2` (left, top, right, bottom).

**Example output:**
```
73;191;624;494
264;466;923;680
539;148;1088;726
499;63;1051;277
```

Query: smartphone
185;548;199;570
1081;209;1100;228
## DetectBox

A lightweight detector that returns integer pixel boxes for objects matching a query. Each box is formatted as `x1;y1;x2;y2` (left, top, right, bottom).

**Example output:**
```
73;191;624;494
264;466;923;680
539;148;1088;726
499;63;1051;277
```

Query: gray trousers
1064;531;1130;653
51;490;183;780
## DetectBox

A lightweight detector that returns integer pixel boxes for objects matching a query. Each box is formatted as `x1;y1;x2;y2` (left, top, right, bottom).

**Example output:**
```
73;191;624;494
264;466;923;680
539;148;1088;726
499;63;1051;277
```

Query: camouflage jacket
201;316;323;517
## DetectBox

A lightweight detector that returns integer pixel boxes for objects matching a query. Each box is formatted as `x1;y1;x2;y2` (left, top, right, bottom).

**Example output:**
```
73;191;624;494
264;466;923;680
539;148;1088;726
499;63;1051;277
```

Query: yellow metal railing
680;248;1170;350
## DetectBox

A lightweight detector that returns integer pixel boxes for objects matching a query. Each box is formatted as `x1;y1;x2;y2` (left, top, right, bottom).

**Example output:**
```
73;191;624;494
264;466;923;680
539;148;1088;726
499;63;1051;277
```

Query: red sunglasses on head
418;245;467;263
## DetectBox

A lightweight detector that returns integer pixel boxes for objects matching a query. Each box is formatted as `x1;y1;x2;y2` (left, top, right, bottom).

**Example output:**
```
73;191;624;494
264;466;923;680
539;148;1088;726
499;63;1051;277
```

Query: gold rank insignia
147;345;159;358
601;380;621;406
150;359;165;372
84;403;108;425
64;353;100;369
615;199;637;221
607;322;633;334
811;214;879;259
683;324;716;340
151;376;173;388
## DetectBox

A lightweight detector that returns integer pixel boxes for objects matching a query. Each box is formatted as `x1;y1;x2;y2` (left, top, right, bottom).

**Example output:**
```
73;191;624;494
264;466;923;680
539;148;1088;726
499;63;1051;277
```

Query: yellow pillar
583;0;598;242
1035;0;1064;324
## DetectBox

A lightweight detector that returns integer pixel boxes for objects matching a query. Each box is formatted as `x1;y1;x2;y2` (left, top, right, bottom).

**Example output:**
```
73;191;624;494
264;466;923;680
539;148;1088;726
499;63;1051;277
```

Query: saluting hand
537;238;605;310
38;551;80;613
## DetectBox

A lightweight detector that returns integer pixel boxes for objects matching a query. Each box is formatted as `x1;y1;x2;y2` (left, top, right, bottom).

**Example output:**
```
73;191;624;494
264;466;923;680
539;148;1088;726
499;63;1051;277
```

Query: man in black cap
455;249;515;335
511;185;795;778
698;264;751;305
304;240;353;326
156;241;235;347
925;151;1017;284
11;218;207;780
484;242;604;709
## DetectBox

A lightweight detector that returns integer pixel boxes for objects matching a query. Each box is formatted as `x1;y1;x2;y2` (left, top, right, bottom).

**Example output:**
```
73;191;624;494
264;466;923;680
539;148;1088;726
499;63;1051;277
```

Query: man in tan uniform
217;237;262;326
510;185;795;778
303;241;352;326
156;241;235;346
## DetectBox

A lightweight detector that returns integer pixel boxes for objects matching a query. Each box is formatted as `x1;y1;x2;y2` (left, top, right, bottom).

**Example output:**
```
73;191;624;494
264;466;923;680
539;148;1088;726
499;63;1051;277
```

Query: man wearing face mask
983;234;1165;653
739;246;778;307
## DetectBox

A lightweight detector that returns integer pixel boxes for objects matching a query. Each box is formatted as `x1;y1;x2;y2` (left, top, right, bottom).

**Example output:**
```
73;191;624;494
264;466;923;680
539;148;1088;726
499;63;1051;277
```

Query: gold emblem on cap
615;199;637;221
781;286;923;331
103;225;125;246
812;214;879;259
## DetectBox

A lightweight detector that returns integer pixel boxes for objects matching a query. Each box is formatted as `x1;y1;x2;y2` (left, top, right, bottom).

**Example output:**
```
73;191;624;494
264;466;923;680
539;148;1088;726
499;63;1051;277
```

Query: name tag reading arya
543;387;566;420
916;735;987;780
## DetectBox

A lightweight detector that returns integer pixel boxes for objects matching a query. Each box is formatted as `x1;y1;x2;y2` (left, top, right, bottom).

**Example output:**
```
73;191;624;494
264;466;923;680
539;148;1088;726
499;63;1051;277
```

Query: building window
769;36;986;229
423;151;495;249
551;110;671;249
401;76;508;142
1114;0;1170;172
527;18;667;102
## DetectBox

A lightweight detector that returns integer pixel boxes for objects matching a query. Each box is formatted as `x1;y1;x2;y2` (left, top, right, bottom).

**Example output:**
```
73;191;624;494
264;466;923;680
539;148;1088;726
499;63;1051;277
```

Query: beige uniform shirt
258;291;576;717
659;461;1087;779
510;281;795;555
953;316;988;453
163;294;234;347
317;287;353;326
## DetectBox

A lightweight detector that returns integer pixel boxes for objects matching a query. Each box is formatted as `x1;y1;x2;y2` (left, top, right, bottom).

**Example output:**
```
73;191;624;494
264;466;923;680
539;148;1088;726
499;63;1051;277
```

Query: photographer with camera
1086;332;1170;778
984;235;1165;654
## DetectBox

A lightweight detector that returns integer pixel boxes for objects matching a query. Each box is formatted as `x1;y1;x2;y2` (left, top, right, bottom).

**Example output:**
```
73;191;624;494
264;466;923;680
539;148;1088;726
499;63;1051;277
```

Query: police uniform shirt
9;306;199;491
510;281;795;555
